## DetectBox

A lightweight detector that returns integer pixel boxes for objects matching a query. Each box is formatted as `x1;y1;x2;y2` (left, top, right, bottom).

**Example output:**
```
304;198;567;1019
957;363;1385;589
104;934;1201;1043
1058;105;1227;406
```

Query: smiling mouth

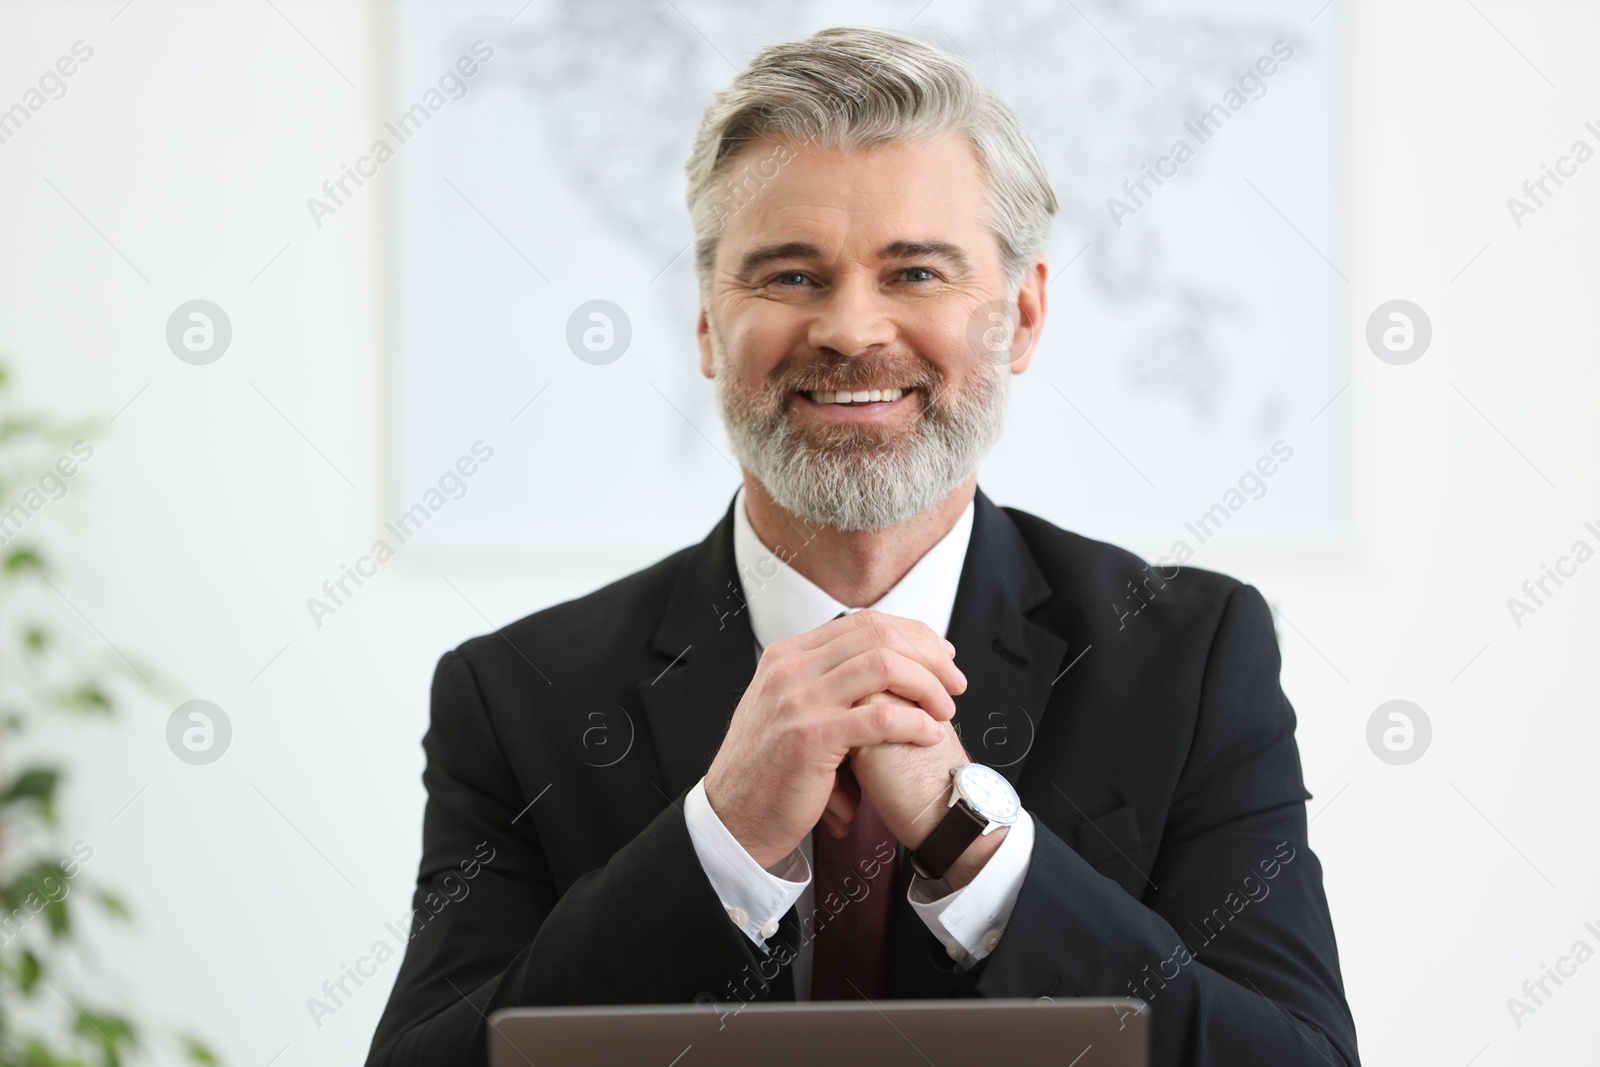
799;386;911;405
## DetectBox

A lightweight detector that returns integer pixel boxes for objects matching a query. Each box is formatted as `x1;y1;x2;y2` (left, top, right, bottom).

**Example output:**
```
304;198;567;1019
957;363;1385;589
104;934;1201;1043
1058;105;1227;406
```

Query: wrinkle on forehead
713;135;995;269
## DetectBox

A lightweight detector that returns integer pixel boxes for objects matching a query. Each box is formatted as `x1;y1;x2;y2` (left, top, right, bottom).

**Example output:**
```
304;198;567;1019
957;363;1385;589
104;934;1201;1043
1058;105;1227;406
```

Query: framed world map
383;0;1344;566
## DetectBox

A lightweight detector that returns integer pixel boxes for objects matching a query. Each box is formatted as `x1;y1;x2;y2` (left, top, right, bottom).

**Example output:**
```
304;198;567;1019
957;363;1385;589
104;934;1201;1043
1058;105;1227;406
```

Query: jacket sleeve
963;584;1360;1067
364;650;766;1066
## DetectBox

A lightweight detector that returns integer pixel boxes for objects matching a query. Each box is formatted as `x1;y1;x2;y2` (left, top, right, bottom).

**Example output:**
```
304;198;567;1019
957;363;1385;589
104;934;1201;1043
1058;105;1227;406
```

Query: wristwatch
910;763;1020;880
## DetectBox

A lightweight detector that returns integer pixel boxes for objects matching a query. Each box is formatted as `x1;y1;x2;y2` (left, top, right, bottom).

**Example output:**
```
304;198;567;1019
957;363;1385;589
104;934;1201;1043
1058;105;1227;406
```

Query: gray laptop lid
489;997;1148;1067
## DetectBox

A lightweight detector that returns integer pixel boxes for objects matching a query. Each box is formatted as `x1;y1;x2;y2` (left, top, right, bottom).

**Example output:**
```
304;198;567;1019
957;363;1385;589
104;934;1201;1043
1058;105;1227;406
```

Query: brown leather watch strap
910;794;989;880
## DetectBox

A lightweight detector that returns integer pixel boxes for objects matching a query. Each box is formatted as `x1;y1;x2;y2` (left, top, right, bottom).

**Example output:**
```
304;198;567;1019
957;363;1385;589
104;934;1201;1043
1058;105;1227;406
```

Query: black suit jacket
365;488;1359;1066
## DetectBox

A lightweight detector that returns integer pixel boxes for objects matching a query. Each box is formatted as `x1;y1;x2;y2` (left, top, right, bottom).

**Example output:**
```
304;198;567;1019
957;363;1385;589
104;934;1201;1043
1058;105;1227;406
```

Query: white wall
0;1;1595;1064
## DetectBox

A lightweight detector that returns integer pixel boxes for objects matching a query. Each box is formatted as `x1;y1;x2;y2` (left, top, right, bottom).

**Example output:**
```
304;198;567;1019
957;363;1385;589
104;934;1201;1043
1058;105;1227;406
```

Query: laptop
489;997;1148;1066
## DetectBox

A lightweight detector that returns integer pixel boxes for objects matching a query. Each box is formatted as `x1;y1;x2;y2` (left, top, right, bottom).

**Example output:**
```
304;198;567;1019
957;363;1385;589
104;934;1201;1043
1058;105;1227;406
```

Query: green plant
0;363;220;1067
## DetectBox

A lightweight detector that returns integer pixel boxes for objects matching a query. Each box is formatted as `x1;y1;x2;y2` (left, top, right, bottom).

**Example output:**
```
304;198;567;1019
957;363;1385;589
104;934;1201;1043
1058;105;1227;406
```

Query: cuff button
727;907;748;927
982;929;1002;952
760;919;780;939
946;942;967;962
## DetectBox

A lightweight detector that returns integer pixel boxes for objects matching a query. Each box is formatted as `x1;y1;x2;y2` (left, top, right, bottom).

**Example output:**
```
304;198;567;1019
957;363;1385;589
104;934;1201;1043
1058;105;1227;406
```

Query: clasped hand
704;609;973;872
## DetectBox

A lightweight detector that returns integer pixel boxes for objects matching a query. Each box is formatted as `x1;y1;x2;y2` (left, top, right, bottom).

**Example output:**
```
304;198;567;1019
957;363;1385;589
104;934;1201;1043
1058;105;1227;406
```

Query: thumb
821;768;860;838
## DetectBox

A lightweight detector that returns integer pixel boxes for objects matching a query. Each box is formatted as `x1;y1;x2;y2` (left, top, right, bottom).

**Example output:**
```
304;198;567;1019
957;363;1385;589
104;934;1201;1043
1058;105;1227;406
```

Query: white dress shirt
683;484;1035;998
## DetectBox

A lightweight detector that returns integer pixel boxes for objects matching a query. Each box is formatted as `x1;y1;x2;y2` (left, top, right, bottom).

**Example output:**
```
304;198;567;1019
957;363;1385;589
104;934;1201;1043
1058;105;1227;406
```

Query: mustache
767;356;943;395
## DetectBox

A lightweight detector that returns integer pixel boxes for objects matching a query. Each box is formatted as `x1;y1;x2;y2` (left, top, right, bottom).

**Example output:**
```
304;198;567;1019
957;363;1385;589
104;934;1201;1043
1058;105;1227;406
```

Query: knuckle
766;652;801;686
870;646;896;681
769;689;793;717
797;716;832;753
773;682;809;718
754;653;780;684
870;702;896;734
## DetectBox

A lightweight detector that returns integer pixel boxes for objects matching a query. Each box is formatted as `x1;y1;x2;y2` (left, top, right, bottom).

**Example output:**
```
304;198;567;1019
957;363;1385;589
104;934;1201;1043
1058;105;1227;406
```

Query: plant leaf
21;1035;75;1067
0;415;48;442
43;893;70;939
69;1007;137;1067
2;765;60;816
58;686;113;715
4;547;46;575
19;947;42;992
1;861;73;933
93;890;132;923
180;1037;220;1066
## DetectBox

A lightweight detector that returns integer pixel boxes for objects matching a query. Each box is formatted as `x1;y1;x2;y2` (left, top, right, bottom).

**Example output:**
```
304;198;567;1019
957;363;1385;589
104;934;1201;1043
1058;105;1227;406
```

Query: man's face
699;134;1045;531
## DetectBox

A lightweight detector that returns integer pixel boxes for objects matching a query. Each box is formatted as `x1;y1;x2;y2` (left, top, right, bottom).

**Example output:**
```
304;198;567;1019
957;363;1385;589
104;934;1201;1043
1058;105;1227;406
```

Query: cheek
902;315;968;375
722;314;797;379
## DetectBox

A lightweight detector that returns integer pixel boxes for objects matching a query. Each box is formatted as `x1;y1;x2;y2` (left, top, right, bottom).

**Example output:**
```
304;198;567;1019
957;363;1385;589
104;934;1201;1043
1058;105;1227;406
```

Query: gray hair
685;26;1058;296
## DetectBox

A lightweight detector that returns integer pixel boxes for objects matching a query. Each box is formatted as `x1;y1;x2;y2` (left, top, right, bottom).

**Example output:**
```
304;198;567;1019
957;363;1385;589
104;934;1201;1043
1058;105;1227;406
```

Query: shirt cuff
684;776;810;949
906;808;1035;969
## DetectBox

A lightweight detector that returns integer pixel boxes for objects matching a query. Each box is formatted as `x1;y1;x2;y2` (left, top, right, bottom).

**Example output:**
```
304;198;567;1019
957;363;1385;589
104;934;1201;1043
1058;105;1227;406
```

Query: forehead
714;134;995;266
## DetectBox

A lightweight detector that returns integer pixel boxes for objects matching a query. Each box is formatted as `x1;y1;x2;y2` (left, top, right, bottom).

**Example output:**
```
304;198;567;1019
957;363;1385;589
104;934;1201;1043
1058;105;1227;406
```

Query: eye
900;266;939;283
771;271;813;288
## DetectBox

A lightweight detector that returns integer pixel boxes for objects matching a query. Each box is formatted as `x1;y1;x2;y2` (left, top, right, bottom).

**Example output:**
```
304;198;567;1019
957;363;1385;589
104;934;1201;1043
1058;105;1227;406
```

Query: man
366;26;1359;1067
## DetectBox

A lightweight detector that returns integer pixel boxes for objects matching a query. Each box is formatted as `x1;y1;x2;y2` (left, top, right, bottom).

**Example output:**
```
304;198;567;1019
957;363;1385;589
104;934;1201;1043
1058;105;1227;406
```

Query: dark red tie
809;765;898;1001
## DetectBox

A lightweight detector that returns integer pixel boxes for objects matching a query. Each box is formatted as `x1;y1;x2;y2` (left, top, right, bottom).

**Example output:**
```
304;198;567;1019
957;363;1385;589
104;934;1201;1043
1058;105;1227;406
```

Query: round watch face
954;764;1020;823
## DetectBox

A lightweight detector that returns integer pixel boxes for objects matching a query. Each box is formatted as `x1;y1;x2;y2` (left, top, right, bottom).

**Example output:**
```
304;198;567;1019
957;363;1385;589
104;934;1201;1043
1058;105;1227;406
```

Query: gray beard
711;336;1010;533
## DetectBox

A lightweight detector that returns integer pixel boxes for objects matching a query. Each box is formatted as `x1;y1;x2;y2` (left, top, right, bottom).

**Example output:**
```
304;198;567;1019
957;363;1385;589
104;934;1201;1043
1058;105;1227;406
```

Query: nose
806;270;896;359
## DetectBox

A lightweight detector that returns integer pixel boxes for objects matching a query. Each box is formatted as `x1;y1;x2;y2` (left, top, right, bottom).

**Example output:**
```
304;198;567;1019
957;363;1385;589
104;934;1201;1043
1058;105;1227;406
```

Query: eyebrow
735;239;973;278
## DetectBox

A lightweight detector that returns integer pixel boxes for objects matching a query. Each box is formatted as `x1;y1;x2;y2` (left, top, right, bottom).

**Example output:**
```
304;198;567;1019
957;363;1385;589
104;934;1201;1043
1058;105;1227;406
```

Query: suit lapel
942;488;1070;790
634;505;800;1001
636;495;758;803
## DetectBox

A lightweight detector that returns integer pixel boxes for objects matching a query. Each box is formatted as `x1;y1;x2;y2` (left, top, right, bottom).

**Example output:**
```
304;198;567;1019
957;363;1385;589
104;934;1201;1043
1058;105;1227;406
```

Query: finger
822;647;959;720
780;607;871;652
789;608;957;660
822;775;859;838
829;689;950;750
853;690;919;709
807;611;966;696
820;808;852;838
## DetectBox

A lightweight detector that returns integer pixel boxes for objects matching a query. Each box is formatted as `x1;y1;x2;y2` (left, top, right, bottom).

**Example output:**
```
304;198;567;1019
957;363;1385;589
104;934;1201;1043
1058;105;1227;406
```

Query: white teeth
806;387;906;405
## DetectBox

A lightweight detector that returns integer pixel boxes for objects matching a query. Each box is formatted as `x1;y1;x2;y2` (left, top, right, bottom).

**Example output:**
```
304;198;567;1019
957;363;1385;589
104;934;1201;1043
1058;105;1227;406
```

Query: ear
697;302;714;379
1007;255;1049;375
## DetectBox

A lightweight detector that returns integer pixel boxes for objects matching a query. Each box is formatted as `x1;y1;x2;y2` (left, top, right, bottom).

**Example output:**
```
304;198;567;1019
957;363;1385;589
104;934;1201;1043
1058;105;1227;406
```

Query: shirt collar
731;484;975;651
